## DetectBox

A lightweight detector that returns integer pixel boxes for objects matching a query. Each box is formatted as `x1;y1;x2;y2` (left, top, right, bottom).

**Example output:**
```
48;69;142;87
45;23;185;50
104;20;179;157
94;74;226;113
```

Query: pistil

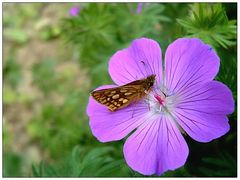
154;95;165;105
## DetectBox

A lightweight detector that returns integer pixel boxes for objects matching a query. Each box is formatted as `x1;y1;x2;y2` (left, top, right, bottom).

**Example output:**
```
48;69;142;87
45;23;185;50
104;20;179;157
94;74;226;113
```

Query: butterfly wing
91;85;144;111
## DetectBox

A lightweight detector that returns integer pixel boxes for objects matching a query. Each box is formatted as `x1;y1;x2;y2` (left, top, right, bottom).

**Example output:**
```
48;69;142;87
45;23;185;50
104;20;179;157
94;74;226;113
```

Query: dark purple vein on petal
93;109;146;131
178;87;217;102
133;45;149;77
119;70;133;81
180;91;224;103
176;77;205;98
157;47;161;83
136;118;157;152
170;58;193;93
166;120;175;154
168;52;184;90
178;97;221;105
169;119;181;146
144;43;155;76
172;112;197;135
176;106;216;115
123;65;137;81
175;110;213;129
156;115;163;173
174;65;204;95
129;113;156;143
147;119;160;151
171;45;209;92
177;108;225;131
90;104;147;116
137;119;158;152
166;52;174;88
176;79;203;98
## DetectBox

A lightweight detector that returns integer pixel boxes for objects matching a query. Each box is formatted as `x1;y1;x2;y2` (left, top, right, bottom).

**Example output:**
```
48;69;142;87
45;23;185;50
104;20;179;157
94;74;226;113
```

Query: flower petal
173;81;234;142
87;85;149;142
109;38;162;86
123;115;189;175
164;38;220;94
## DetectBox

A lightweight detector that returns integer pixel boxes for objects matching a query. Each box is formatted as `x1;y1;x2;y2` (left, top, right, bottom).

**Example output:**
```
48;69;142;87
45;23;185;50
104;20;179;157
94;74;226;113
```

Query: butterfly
91;75;156;111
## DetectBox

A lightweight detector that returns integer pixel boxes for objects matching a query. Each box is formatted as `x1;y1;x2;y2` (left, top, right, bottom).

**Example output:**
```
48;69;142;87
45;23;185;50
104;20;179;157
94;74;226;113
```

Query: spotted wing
91;85;144;111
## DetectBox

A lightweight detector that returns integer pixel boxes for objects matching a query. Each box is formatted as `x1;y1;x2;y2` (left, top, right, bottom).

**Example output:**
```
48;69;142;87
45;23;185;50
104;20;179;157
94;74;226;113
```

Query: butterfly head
145;74;156;90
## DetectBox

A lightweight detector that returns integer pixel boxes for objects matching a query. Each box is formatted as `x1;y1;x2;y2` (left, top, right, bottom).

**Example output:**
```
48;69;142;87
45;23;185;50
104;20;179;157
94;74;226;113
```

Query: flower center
145;86;186;134
145;86;177;115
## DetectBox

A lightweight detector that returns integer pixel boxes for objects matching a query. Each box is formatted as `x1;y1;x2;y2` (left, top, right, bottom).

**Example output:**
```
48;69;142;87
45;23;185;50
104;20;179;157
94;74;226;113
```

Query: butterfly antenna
139;61;149;77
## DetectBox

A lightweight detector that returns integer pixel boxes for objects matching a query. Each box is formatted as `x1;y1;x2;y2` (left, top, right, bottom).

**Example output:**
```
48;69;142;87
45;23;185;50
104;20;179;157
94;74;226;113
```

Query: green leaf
96;159;128;176
31;146;131;177
177;3;236;49
31;164;40;177
82;146;114;163
3;152;23;177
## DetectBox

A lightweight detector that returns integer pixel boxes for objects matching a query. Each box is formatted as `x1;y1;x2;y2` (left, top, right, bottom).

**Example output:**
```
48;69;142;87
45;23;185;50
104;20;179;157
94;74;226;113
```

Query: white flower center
145;86;178;116
144;85;186;134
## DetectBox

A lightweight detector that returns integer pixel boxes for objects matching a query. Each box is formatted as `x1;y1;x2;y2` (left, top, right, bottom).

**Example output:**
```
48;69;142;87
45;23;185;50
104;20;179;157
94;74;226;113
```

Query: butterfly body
91;75;156;111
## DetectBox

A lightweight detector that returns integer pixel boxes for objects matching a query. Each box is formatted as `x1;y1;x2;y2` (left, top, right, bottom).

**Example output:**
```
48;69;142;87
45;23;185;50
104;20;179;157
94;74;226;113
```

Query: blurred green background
3;2;237;177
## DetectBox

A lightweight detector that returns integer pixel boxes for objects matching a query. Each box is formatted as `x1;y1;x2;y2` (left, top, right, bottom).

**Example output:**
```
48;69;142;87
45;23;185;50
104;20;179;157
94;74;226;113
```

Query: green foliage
39;26;61;41
3;122;12;148
216;49;237;100
61;2;170;89
32;58;90;95
3;3;42;27
32;146;131;177
3;3;43;44
114;3;170;42
32;59;57;95
90;59;112;86
63;3;114;46
27;89;89;159
177;3;236;49
3;56;22;88
62;3;115;68
162;167;191;177
3;152;23;177
159;4;189;41
198;153;237;177
3;86;18;104
61;3;169;69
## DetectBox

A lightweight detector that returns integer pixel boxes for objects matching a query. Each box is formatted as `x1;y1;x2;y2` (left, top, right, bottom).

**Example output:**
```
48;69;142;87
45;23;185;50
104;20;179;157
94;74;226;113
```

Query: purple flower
136;3;143;14
69;6;80;17
87;38;234;175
